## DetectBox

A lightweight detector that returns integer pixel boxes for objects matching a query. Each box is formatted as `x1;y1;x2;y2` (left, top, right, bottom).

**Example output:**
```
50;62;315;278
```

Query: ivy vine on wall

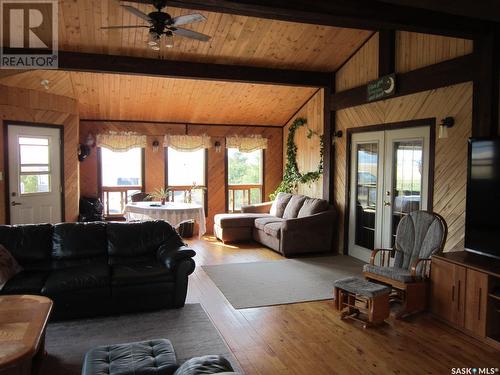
270;117;324;200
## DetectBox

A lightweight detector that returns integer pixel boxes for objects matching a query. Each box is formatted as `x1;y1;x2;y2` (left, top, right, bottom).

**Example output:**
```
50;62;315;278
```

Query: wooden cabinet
431;251;500;348
464;269;488;337
431;257;466;327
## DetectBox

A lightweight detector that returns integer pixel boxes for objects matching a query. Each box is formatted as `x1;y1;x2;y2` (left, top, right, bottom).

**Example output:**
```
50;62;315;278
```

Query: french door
7;125;62;224
348;126;431;262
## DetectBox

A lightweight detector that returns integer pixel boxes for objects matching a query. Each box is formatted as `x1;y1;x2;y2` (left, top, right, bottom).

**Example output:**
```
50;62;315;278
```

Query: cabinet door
431;258;466;326
465;269;488;337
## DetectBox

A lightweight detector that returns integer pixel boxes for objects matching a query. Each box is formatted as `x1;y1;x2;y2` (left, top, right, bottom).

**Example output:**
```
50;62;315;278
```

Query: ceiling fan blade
172;13;207;27
121;5;151;21
172;27;211;42
101;25;149;29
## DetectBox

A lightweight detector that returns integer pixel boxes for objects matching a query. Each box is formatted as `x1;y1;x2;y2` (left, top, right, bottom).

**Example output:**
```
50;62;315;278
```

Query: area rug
202;255;365;309
42;304;241;375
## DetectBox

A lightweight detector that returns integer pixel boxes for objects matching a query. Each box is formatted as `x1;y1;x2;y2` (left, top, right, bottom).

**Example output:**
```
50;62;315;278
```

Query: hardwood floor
185;236;499;375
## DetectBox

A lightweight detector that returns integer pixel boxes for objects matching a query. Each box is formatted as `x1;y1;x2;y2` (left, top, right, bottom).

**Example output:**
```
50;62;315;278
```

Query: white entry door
348;126;431;262
8;125;62;224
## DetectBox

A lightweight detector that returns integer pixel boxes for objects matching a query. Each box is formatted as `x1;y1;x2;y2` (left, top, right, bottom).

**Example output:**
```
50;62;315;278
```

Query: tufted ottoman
81;339;178;375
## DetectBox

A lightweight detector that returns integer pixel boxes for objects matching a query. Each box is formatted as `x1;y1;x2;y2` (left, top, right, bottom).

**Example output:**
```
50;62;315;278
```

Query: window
18;137;51;194
227;148;263;212
100;147;143;217
166;148;206;207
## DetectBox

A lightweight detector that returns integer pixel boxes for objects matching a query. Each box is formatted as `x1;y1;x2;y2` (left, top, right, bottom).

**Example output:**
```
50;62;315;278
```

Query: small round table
124;202;206;238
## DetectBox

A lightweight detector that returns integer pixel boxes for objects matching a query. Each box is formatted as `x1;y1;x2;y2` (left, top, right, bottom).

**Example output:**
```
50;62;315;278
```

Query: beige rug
202;255;365;309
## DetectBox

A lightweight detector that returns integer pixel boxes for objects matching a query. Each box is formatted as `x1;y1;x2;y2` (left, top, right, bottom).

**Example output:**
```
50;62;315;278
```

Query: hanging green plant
270;117;324;200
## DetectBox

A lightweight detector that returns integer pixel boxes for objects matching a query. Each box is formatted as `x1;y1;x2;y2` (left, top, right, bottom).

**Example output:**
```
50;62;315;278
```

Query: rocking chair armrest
410;258;432;278
370;248;397;266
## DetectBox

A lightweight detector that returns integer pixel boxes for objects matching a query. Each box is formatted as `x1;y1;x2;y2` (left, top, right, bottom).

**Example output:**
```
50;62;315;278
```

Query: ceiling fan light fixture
148;31;160;47
165;32;174;48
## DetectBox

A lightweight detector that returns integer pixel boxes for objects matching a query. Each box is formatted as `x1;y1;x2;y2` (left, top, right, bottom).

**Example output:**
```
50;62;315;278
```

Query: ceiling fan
101;0;211;50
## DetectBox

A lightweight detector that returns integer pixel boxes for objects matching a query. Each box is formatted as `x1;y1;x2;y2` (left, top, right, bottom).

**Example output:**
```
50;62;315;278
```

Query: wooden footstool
333;277;391;328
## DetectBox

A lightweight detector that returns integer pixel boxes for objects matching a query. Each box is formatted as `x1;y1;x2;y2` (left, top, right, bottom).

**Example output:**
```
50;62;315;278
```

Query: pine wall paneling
334;82;473;253
395;32;474;74
80;121;283;232
283;90;324;198
0;85;80;223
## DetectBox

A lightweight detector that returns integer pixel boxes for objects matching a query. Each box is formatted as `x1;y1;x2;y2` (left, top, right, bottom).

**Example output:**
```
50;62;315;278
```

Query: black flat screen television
465;138;500;260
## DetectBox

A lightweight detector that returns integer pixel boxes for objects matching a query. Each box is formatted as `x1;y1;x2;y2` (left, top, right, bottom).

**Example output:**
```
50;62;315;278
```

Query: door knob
384;201;391;206
11;201;21;206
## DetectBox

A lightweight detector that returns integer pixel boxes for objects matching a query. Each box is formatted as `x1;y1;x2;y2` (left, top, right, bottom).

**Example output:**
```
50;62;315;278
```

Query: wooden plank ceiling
59;0;372;72
0;70;317;125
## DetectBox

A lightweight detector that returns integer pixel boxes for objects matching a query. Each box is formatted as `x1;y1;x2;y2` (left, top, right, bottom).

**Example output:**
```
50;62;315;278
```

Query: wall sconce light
214;140;222;153
332;130;343;145
438;117;455;139
152;139;160;153
85;133;96;148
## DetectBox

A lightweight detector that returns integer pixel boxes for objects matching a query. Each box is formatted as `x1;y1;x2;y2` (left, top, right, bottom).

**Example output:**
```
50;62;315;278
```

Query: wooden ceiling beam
155;0;492;38
56;51;331;88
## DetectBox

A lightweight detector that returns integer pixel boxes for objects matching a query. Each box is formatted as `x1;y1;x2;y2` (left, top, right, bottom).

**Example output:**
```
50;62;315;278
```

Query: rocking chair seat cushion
363;264;415;283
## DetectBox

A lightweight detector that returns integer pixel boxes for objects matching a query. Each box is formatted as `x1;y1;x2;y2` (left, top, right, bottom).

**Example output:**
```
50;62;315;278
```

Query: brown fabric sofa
213;193;335;256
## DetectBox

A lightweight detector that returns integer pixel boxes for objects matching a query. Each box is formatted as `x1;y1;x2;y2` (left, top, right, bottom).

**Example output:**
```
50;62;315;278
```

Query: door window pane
355;143;378;250
391;140;423;245
227;148;262;185
167;148;205;186
20;175;50;194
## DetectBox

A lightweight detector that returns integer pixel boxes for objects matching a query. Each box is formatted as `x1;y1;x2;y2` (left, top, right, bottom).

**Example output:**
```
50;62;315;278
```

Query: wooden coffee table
0;295;53;375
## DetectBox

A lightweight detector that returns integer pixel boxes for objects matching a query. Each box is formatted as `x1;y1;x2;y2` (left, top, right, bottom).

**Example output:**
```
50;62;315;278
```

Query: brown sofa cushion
297;198;329;218
254;217;284;230
269;193;293;218
214;213;270;228
263;222;283;238
282;195;307;219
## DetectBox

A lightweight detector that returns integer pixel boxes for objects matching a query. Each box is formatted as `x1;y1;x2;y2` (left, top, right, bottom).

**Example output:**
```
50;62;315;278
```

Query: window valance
96;131;147;152
226;135;268;153
164;134;211;152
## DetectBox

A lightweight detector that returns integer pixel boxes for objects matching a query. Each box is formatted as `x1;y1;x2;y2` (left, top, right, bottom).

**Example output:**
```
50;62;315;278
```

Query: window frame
225;148;265;213
97;146;145;219
164;147;208;216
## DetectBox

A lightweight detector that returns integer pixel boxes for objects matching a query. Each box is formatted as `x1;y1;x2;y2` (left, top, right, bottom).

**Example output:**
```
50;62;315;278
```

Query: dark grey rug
42;304;241;375
202;255;365;309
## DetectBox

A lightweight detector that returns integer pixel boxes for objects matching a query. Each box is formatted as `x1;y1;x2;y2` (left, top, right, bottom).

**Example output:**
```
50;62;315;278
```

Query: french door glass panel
349;127;430;262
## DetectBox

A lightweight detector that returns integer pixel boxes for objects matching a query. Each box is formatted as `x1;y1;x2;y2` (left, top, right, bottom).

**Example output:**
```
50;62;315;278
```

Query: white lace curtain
164;134;211;152
96;131;147;152
226;135;268;153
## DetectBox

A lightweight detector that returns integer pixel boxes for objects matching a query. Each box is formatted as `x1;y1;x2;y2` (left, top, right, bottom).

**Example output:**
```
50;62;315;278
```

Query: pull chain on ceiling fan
101;0;211;50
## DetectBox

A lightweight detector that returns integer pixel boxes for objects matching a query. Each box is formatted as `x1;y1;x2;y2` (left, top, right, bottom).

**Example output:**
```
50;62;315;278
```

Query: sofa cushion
297;198;329;218
0;224;53;265
214;213;271;228
0;244;22;290
254;217;284;231
112;261;174;286
282;195;307;219
82;339;178;375
270;192;293;218
42;263;110;294
2;270;49;294
263;222;283;238
107;221;183;258
174;355;234;375
52;222;107;260
363;264;415;283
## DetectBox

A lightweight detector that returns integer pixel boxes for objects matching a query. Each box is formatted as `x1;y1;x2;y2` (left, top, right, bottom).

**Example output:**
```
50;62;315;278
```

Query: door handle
384;201;391;206
11;201;21;206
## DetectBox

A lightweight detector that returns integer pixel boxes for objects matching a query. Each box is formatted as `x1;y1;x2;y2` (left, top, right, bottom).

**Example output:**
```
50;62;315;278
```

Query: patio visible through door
348;126;431;262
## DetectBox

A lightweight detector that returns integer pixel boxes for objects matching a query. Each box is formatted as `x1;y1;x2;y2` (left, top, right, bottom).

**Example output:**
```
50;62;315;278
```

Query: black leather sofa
0;220;196;319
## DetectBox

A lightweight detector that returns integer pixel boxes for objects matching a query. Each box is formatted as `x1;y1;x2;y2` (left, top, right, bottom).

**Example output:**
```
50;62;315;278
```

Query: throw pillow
282;195;307;219
173;355;234;375
297;197;329;218
0;244;22;290
270;192;292;218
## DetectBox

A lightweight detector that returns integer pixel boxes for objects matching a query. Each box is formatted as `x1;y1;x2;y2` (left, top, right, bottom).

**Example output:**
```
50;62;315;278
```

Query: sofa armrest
157;244;196;273
241;201;273;214
282;210;335;232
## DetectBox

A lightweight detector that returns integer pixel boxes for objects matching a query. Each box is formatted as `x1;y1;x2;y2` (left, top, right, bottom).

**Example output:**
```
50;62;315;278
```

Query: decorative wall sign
367;74;396;102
